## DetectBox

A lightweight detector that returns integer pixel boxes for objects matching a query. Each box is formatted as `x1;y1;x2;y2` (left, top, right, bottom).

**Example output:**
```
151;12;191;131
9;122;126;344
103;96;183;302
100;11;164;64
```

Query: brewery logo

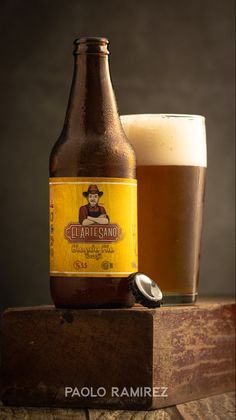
65;185;120;243
79;185;109;225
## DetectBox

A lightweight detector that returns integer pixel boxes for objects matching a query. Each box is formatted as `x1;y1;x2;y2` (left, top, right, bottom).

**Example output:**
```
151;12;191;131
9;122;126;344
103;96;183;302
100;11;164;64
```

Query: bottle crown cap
128;272;163;308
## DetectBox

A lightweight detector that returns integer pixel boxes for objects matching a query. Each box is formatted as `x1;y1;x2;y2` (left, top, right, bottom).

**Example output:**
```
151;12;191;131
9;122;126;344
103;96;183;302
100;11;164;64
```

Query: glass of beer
121;114;207;304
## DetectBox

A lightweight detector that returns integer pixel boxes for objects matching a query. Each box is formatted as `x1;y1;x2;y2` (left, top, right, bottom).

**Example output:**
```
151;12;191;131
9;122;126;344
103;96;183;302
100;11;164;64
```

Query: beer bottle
49;37;137;308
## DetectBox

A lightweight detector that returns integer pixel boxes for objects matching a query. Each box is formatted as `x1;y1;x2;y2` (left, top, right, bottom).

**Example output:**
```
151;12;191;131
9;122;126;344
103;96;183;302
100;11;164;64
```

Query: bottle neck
64;53;122;136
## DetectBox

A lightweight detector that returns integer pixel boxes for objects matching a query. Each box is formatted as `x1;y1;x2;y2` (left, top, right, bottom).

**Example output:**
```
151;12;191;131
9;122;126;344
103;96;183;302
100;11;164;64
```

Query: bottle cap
128;272;163;308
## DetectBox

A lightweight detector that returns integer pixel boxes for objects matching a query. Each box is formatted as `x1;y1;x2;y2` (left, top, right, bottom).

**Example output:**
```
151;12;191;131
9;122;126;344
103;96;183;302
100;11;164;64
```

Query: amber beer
121;114;207;303
49;38;137;308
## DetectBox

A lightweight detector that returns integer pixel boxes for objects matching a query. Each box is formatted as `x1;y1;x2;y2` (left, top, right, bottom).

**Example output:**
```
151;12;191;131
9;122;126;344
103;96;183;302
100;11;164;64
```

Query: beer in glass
121;114;207;304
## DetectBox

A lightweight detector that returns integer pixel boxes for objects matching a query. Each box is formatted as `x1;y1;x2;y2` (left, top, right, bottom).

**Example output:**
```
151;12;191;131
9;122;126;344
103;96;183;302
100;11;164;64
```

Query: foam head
121;114;207;167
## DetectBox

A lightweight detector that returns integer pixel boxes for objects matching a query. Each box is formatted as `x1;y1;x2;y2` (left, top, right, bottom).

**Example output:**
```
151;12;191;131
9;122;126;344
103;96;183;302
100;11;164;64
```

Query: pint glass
121;114;207;304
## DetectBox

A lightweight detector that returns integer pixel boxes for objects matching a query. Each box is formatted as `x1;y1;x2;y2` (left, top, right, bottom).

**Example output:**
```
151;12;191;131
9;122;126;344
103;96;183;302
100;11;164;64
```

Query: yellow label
49;177;138;277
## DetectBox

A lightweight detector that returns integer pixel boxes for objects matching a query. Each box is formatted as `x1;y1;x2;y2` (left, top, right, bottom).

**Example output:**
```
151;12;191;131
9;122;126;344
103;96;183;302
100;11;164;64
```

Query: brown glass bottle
49;37;136;308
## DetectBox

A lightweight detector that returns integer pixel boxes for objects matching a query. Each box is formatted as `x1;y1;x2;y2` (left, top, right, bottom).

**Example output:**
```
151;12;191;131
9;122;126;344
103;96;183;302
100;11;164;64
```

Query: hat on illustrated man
83;185;103;197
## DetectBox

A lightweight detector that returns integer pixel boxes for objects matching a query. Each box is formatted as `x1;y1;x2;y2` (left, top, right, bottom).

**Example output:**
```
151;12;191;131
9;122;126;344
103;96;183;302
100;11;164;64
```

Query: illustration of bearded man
79;185;109;225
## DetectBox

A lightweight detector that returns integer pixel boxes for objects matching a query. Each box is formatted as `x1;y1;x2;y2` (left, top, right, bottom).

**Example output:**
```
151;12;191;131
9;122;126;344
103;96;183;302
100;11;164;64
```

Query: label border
49;181;137;186
50;271;133;277
50;177;137;275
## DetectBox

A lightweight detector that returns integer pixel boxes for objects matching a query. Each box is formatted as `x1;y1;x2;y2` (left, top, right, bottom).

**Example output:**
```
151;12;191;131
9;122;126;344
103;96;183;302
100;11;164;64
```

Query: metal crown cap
128;272;163;308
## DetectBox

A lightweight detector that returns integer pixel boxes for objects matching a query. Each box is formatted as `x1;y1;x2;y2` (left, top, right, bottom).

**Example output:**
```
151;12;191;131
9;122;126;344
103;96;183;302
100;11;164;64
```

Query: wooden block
0;299;235;410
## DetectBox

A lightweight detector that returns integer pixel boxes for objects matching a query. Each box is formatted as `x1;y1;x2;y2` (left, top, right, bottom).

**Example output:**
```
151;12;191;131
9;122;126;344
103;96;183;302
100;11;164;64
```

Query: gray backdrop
0;0;234;311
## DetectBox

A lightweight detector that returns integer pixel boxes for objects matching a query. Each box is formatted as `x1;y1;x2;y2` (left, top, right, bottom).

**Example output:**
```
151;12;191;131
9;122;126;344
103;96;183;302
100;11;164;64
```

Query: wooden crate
0;299;235;410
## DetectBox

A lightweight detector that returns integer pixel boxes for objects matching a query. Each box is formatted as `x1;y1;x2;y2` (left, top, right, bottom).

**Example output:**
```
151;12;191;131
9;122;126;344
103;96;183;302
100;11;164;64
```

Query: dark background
0;0;234;312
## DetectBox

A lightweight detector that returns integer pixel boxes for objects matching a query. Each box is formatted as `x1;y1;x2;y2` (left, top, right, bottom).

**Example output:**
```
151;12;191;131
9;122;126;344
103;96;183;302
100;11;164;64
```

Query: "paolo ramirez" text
65;386;168;398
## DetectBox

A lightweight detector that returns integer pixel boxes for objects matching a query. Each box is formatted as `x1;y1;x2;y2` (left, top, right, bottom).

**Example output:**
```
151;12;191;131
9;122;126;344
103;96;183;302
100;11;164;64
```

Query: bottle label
49;177;138;277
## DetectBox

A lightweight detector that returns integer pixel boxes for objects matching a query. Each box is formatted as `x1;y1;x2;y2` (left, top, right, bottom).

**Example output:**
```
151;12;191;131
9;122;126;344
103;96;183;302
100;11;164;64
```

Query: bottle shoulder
50;133;136;178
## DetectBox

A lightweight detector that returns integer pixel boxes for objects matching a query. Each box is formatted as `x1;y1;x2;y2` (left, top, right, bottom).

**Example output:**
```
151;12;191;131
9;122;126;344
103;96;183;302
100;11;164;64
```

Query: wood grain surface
0;392;235;419
152;300;235;407
0;299;235;410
